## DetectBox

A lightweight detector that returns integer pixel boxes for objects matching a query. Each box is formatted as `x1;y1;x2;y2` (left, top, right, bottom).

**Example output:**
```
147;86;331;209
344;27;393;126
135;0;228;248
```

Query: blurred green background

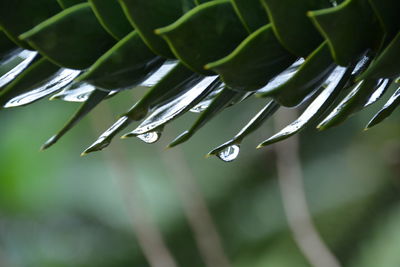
0;84;399;267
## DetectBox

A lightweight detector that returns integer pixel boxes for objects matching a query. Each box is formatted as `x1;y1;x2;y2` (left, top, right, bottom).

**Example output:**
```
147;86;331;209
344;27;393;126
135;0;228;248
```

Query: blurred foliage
0;87;399;267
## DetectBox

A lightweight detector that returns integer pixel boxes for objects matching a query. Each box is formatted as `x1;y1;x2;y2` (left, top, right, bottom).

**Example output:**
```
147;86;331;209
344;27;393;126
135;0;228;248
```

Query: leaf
206;24;296;91
57;0;86;9
367;0;400;41
259;42;336;107
50;82;96;103
119;0;196;58
168;87;245;148
77;31;164;90
208;100;280;157
0;51;39;89
20;3;116;69
231;0;269;33
156;0;248;75
0;30;17;59
82;116;132;155
358;31;400;80
124;77;220;137
124;62;203;120
81;63;202;154
0;58;60;107
318;79;388;130
3;69;81;108
89;0;133;40
258;66;353;147
366;87;400;129
261;0;330;57
309;0;383;66
0;0;61;50
42;89;109;150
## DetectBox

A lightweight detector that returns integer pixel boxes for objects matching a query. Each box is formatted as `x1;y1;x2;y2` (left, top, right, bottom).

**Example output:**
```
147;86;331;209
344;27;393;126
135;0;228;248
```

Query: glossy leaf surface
89;0;133;40
157;0;248;75
77;31;164;90
206;24;296;91
20;3;115;69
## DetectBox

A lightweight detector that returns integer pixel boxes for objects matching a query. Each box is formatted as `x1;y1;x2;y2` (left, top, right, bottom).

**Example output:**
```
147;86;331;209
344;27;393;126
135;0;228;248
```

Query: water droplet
137;131;160;144
217;145;240;162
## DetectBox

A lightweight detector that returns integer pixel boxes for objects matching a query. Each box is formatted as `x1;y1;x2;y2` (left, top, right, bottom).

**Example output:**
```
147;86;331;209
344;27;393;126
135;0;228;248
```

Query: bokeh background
0;81;399;267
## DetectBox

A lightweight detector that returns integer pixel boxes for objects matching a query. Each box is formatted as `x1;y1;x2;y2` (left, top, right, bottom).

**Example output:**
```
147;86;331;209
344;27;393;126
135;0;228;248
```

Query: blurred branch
89;103;177;267
274;109;341;267
162;143;231;267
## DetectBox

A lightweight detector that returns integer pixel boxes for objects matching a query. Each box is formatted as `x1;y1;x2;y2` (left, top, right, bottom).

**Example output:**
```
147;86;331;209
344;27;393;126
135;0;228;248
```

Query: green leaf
157;0;248;76
258;66;353;148
259;42;336;107
359;31;400;80
366;87;400;129
57;0;86;9
0;30;17;59
119;0;196;58
77;31;164;90
231;0;269;33
208;100;279;157
0;58;60;107
42;89;109;150
0;0;61;50
368;0;400;41
261;0;330;57
89;0;133;40
82;116;132;155
125;63;203;120
318;79;389;130
124;77;221;137
20;3;115;70
168;87;245;148
309;0;383;66
0;52;40;89
206;24;296;91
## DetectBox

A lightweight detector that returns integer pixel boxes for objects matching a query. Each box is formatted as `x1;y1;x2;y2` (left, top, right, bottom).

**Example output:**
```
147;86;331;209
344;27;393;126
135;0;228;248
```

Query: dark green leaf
206;24;296;91
20;3;115;69
157;0;248;75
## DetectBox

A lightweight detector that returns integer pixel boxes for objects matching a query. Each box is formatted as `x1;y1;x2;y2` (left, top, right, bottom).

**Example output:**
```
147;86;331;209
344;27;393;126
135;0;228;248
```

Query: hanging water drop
137;131;161;144
217;145;240;162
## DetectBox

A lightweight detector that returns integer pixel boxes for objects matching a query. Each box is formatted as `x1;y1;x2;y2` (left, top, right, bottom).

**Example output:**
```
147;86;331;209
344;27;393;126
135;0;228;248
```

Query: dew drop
217;145;240;162
137;131;161;144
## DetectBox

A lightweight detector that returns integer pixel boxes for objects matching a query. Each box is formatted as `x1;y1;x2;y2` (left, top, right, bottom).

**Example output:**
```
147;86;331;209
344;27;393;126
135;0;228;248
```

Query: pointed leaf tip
167;131;191;148
40;135;58;151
